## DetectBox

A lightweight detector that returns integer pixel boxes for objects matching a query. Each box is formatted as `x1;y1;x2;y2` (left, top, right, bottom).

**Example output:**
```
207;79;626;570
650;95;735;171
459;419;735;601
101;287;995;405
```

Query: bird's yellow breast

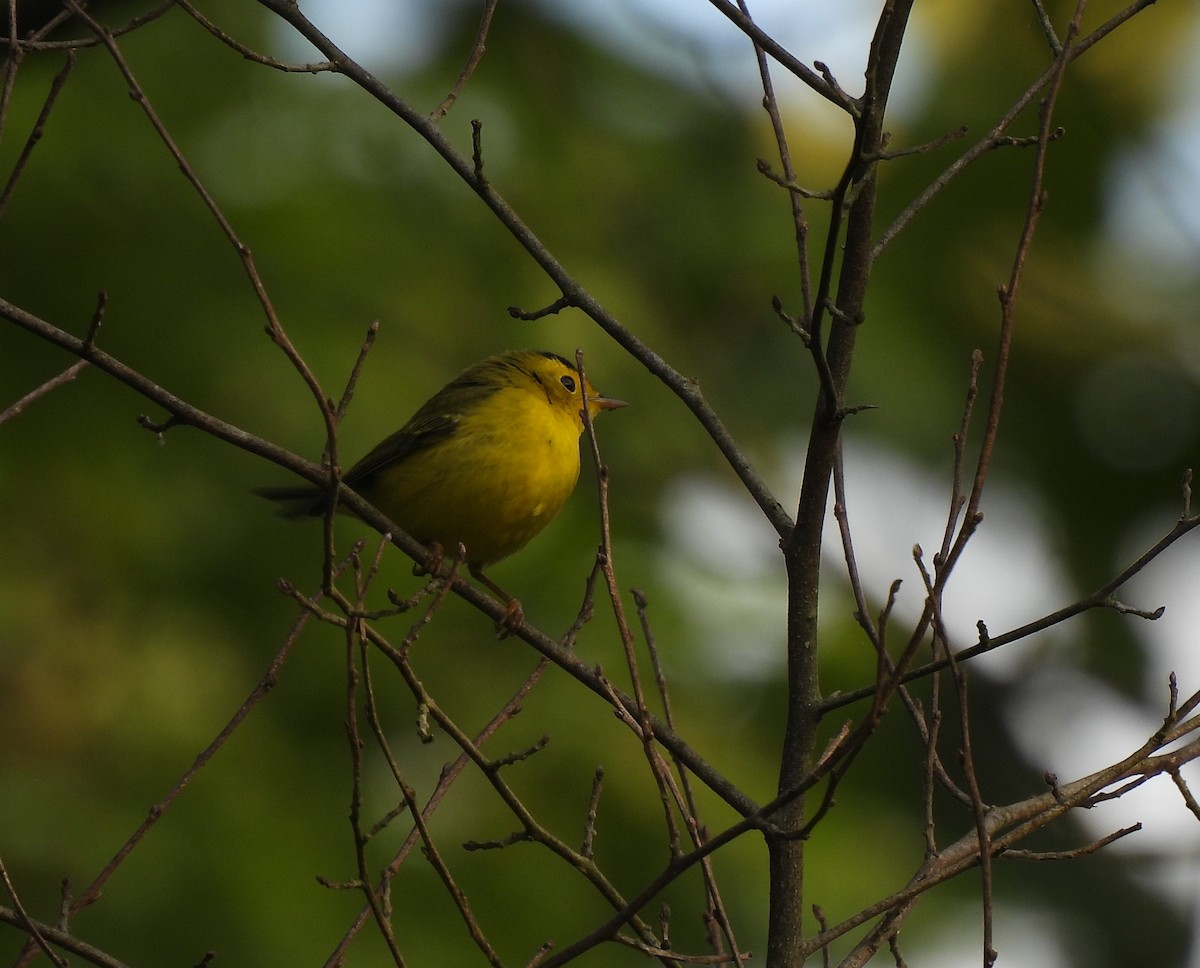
360;382;584;567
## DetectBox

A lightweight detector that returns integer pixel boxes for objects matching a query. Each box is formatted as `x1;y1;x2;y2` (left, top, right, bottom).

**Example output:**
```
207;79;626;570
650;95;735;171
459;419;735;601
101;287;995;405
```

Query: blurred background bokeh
3;0;1200;964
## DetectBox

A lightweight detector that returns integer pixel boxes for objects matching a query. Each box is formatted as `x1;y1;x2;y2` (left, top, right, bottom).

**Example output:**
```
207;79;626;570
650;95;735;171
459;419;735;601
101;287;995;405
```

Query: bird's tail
252;484;327;518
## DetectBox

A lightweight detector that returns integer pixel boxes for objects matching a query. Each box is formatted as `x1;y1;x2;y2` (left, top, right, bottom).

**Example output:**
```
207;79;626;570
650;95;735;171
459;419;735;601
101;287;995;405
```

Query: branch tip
772;295;811;343
757;158;835;199
136;412;183;438
837;403;877;420
1103;596;1164;621
508;295;571;320
84;291;107;348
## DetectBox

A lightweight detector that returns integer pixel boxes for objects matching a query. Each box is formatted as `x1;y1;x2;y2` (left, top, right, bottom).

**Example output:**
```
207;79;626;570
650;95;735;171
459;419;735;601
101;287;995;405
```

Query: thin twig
0;48;74;221
174;0;334;72
0;359;88;424
633;588;746;963
581;767;605;858
817;691;1200;963
741;0;814;323
0;857;69;967
429;0;498;120
1005;824;1141;860
871;0;1154;260
22;562;350;964
325;652;554;963
578;349;689;867
824;506;1200;712
361;619;681;967
0;0;176;51
0;905;132;968
703;0;856;111
936;350;984;566
67;0;336;459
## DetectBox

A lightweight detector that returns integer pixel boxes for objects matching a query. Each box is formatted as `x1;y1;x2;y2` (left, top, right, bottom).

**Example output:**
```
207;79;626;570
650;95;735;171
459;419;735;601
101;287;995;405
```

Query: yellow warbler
258;350;625;614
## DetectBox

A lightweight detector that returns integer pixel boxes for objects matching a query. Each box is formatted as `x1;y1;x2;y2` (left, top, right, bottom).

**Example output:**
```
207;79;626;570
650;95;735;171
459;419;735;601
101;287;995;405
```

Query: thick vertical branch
767;4;914;966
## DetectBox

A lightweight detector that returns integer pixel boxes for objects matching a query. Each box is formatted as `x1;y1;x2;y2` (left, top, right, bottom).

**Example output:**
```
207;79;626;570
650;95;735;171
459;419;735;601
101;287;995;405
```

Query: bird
257;349;625;625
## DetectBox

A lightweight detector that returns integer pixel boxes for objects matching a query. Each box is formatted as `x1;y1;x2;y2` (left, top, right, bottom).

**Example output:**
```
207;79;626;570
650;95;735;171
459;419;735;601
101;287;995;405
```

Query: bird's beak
593;394;627;411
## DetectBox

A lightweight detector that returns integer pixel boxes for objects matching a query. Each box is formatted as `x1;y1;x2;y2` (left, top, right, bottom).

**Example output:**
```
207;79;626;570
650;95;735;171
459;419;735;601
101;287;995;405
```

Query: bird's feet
493;598;525;639
411;542;446;578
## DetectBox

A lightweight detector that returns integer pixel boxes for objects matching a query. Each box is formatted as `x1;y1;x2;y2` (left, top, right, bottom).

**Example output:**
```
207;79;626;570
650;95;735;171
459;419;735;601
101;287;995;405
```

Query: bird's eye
560;375;577;393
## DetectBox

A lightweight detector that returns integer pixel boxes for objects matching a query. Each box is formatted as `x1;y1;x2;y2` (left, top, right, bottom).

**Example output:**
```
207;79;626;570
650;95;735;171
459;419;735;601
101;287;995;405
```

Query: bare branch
0;857;69;968
812;708;1200;960
0;47;74;220
871;0;1157;260
430;0;499;120
825;503;1200;712
174;0;335;72
703;0;856;111
0;904;132;968
0;359;88;424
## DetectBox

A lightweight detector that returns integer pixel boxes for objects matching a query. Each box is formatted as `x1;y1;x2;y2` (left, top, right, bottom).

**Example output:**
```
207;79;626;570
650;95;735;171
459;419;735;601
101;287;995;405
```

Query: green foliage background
3;1;1200;965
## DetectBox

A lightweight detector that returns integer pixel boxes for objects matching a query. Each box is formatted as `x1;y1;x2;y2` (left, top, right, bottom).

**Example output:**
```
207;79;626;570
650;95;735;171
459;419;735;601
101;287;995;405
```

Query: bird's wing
341;411;460;489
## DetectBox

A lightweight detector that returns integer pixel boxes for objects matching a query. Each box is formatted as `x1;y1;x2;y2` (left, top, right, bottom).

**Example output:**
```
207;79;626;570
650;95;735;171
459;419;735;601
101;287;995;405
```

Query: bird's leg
469;564;524;637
